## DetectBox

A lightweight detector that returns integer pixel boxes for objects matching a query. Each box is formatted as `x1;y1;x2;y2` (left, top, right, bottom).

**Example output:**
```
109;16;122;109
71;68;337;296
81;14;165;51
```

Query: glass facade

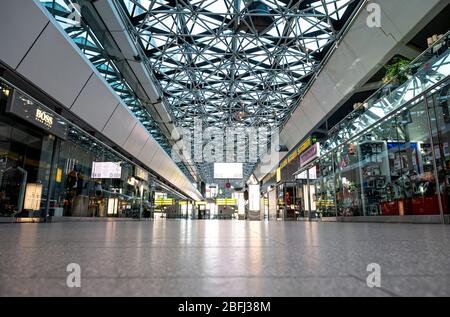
50;130;150;218
0;88;55;217
308;34;450;222
0;78;186;220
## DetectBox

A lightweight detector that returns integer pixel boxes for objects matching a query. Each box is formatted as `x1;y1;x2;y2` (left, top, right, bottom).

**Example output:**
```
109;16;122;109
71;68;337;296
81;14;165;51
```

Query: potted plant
382;56;411;85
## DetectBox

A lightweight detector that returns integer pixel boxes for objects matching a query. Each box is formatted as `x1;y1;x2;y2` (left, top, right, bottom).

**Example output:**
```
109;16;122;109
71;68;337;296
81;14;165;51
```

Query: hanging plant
382;57;411;84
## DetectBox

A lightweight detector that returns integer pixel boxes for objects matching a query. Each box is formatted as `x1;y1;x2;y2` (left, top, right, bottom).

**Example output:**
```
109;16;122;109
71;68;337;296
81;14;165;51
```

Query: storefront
294;33;450;223
0;82;59;219
294;141;322;219
0;78;161;221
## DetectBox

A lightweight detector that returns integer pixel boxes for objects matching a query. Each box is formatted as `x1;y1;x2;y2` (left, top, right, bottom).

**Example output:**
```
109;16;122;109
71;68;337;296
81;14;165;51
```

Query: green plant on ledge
382;57;411;84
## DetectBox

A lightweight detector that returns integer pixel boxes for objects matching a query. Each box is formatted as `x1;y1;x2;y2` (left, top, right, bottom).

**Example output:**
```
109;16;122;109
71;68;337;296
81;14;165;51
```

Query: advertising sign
300;143;320;167
6;89;68;140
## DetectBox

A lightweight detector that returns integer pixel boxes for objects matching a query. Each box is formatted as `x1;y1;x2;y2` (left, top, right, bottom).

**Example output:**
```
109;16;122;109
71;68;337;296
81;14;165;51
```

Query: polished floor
0;219;449;297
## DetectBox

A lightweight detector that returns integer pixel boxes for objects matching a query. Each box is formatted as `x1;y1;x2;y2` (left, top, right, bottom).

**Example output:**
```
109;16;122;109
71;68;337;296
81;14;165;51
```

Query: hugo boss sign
35;108;54;128
6;89;68;140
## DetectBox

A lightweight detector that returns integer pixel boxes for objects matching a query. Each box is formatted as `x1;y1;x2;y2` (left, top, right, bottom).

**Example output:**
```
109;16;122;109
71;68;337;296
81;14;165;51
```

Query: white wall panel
71;75;120;130
0;0;49;69
124;123;150;157
137;137;159;167
102;105;137;147
149;149;166;173
158;152;176;179
290;108;311;139
298;93;322;131
16;21;93;107
309;69;346;112
381;0;443;37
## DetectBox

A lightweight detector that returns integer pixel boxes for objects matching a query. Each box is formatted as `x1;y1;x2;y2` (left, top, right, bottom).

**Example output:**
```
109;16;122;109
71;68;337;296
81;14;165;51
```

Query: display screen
213;163;243;179
91;162;122;179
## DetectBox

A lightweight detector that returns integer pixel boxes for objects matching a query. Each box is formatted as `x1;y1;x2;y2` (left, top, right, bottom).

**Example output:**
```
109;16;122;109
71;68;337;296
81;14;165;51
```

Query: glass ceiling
119;0;361;184
40;0;361;186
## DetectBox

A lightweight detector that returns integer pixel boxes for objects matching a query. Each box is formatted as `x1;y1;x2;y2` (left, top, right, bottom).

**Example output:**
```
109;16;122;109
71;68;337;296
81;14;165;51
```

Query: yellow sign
195;201;207;205
298;137;312;155
276;168;281;183
55;168;62;183
280;159;288;169
216;198;237;206
288;151;298;163
155;198;174;206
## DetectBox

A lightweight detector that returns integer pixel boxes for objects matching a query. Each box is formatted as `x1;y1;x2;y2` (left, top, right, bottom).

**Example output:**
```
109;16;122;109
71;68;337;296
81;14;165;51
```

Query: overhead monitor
91;162;122;179
213;163;243;179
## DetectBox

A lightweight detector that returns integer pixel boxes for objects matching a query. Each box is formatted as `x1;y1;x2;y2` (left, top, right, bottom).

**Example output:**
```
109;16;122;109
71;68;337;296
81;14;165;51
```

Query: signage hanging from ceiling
216;198;237;206
155;198;174;206
91;162;122;179
214;163;243;179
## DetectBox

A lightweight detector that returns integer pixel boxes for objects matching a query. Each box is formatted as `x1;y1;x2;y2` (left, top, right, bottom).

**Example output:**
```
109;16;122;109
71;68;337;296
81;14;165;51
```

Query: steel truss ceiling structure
40;0;195;181
119;0;361;185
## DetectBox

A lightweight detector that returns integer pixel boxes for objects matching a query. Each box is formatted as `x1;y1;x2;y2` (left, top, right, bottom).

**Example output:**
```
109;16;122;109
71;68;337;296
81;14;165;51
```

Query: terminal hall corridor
0;220;449;297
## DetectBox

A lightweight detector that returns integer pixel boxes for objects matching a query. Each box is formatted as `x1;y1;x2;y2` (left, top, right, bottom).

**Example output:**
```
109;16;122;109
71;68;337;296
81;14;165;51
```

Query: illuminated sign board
91;162;122;179
216;198;237;206
6;89;68;140
288;151;298;163
24;183;43;211
300;143;321;167
35;108;54;128
155;198;174;206
297;137;312;155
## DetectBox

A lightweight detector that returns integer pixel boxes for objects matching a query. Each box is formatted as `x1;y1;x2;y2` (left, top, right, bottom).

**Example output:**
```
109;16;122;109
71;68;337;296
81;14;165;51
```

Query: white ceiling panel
124;123;150;157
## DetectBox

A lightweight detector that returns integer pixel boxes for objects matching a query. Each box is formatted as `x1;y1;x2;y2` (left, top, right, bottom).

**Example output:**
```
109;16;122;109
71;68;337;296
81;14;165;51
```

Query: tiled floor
0;220;449;297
